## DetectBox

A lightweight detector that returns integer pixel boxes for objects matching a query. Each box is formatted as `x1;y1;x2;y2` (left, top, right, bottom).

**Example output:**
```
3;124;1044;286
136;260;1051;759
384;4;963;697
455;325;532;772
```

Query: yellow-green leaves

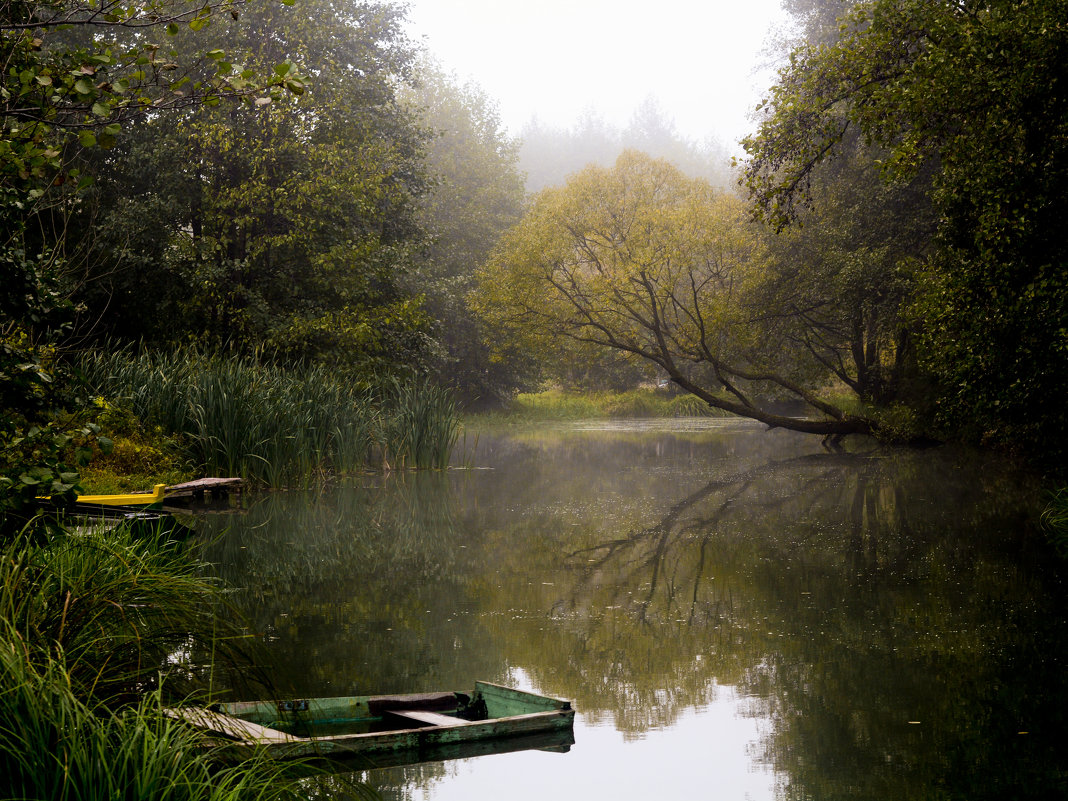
476;151;759;377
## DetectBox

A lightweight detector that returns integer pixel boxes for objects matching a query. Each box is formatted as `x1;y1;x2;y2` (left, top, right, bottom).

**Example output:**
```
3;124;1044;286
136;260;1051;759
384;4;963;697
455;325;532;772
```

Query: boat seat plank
164;707;305;744
387;710;473;727
367;691;460;716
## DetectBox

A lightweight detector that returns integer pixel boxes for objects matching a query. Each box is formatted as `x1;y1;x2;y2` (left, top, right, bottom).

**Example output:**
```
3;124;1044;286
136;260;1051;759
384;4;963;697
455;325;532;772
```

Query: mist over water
198;421;1067;800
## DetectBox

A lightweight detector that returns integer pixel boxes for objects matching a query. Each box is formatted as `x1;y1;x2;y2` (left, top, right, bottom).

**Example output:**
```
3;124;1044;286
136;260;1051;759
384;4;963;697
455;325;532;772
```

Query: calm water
197;420;1068;800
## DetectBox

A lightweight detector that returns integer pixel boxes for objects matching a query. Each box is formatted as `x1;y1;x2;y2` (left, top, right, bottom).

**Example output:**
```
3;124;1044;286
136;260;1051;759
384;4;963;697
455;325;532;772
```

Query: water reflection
197;421;1068;800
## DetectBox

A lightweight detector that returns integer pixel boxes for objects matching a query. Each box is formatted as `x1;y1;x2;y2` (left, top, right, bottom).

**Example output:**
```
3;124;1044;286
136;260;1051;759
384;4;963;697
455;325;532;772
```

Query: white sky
404;0;791;152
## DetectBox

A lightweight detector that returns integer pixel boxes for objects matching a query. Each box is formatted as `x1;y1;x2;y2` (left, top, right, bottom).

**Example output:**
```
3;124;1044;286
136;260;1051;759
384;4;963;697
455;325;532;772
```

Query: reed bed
0;647;302;801
378;377;460;470
80;349;459;485
1;523;229;705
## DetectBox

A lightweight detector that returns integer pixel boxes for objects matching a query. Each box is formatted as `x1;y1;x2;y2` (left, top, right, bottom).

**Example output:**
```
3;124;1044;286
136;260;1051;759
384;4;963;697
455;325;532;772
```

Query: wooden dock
165;477;244;503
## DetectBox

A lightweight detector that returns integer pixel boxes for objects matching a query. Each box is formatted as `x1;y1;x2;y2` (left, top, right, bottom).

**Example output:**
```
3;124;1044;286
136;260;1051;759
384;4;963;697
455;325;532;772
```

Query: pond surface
197;420;1068;800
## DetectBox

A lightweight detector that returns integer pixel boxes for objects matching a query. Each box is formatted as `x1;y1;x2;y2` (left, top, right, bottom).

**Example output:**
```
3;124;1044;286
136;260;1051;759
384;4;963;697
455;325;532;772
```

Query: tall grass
0;644;303;801
80;348;459;485
378;377;460;470
1041;486;1068;556
1;523;233;705
0;526;372;800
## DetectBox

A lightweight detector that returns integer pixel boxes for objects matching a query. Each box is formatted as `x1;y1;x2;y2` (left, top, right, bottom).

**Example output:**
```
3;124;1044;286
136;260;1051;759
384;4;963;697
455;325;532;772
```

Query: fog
404;0;791;155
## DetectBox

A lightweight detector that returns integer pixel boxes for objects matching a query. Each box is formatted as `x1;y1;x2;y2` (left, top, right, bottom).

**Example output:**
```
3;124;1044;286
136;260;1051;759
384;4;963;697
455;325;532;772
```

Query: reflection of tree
194;426;1067;800
517;453;862;734
462;437;1066;798
194;473;505;700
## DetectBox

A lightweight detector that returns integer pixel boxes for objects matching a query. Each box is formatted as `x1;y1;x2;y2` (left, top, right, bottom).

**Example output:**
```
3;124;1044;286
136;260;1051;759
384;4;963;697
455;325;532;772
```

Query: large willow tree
475;150;885;440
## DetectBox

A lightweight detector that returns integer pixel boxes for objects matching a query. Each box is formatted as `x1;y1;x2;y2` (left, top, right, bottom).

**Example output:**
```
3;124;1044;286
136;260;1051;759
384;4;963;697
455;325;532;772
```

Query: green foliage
0;0;305;190
378;376;460;470
79;398;191;488
478;389;728;422
0;524;222;703
0;646;268;801
0;529;355;801
401;58;527;404
749;131;935;408
475;150;875;437
69;0;434;372
0;332;113;537
0;421;110;527
743;0;1068;462
0;0;308;537
475;151;751;385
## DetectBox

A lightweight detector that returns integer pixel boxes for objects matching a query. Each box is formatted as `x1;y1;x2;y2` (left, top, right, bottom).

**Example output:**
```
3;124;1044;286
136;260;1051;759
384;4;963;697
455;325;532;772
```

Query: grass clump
478;388;727;422
80;347;460;485
1;523;224;704
0;646;303;801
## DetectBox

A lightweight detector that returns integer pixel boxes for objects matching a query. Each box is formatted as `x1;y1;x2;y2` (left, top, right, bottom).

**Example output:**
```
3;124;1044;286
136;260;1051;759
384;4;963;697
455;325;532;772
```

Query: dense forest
3;0;1068;525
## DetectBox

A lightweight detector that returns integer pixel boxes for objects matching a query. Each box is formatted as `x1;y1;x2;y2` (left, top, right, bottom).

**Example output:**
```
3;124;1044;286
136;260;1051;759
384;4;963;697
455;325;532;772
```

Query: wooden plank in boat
164;707;303;744
386;710;473;727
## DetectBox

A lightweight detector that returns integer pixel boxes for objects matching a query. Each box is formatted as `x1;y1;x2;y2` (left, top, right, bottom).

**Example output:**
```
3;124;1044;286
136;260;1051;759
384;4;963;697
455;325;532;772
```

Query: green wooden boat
166;681;575;766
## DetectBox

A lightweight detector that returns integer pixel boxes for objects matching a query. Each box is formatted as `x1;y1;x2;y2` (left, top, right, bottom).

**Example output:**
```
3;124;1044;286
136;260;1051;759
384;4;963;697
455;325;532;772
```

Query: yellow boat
75;483;168;509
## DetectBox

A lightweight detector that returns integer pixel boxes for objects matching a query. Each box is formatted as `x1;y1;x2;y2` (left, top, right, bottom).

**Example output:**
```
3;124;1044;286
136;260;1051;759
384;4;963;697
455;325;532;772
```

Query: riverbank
469;388;728;423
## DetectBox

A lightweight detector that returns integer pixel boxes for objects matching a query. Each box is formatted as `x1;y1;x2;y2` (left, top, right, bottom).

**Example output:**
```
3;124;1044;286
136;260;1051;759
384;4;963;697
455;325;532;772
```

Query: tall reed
378;376;460;470
0;642;303;801
81;348;459;484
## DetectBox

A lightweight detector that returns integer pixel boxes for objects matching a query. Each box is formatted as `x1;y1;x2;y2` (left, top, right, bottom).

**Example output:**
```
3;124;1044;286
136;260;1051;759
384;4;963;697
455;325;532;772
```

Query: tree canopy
476;150;882;437
63;0;438;372
743;0;1068;458
399;59;527;403
1;0;308;520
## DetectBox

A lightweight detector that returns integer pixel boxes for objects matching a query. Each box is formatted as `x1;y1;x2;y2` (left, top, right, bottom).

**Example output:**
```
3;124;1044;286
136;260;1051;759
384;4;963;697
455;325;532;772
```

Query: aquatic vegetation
378;377;461;470
0;523;226;704
80;348;459;485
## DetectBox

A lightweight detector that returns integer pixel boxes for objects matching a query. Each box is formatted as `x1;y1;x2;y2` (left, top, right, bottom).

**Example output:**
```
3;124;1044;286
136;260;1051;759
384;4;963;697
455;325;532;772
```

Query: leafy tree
751;133;937;414
400;60;527;404
70;0;435;372
475;150;883;438
1;0;305;323
743;0;1068;460
1;0;302;529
